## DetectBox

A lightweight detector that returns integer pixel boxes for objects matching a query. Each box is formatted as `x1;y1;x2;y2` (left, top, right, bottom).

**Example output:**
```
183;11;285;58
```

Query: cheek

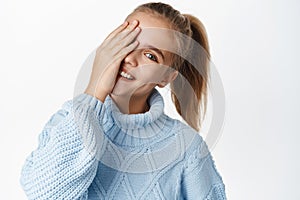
135;65;168;83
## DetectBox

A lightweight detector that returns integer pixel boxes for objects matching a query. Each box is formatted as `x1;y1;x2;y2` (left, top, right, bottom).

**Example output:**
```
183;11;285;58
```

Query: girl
20;2;226;200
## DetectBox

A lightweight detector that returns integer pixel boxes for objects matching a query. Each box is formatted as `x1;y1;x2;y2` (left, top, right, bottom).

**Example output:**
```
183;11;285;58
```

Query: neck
109;94;150;114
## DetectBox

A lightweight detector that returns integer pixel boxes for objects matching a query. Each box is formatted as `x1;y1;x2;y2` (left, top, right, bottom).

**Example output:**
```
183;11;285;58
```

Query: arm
20;19;141;200
20;93;105;200
181;141;226;200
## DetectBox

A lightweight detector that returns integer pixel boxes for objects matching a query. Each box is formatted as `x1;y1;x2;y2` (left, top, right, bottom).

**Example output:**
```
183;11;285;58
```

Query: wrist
84;86;108;103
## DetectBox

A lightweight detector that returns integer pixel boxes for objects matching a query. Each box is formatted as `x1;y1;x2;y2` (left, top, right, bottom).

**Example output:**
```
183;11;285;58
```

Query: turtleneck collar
101;89;175;148
107;89;163;129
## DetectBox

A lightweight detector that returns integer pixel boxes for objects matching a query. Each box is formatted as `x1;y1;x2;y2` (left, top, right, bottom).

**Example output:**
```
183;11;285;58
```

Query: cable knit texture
20;89;226;200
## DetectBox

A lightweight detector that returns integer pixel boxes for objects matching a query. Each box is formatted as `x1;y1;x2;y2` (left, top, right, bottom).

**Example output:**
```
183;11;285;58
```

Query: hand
84;20;140;102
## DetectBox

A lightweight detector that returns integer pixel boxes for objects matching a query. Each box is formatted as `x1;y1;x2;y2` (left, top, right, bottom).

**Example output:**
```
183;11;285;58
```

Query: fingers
99;19;140;70
115;40;140;63
117;20;139;40
107;20;140;47
104;21;128;41
112;26;140;55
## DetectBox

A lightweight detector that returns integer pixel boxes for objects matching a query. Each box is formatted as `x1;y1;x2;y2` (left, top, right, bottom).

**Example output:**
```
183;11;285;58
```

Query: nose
123;50;138;67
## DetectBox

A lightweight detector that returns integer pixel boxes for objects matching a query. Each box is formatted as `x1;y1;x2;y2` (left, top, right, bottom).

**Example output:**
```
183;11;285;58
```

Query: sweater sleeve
181;140;227;200
20;93;106;200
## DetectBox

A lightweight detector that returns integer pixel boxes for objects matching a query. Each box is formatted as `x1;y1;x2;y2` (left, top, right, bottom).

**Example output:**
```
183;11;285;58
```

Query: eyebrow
143;44;165;61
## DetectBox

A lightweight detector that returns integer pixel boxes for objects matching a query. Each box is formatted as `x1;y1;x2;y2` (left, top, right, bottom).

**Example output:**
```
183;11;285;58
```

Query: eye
145;52;158;62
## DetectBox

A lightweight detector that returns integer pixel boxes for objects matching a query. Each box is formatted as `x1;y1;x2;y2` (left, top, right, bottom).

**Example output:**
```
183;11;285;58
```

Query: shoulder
166;118;209;162
173;119;205;146
174;121;226;199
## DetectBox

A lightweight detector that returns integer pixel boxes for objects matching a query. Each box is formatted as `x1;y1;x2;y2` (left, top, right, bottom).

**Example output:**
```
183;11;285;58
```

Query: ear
157;71;179;88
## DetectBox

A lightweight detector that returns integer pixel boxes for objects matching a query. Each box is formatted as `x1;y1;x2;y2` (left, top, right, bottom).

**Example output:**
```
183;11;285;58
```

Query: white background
1;0;299;199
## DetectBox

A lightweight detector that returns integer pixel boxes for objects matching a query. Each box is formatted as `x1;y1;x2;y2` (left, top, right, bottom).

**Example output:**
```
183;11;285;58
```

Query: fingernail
132;20;138;25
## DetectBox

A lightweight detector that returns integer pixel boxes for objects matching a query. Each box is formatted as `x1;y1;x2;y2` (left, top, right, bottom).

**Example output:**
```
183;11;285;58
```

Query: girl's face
111;11;178;98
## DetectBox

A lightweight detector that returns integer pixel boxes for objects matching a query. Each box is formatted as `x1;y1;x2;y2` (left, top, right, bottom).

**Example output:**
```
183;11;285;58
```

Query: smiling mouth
118;70;135;80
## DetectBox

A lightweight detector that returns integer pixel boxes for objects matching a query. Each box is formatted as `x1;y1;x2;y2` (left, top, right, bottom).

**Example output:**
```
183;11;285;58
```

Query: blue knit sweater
20;89;226;200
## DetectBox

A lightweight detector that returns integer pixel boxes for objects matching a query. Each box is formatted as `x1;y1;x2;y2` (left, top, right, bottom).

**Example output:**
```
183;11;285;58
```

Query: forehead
126;11;171;29
126;12;178;59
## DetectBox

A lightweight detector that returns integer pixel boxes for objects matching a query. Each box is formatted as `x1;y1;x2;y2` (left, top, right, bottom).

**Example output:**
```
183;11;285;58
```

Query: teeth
120;71;134;80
